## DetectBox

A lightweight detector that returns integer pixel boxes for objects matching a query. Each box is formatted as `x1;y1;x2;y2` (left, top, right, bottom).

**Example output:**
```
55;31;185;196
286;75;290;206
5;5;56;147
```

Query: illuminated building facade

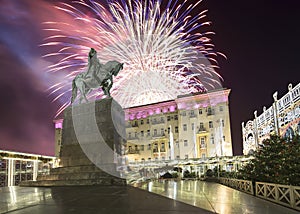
0;150;55;187
53;89;233;163
124;89;233;162
242;83;300;155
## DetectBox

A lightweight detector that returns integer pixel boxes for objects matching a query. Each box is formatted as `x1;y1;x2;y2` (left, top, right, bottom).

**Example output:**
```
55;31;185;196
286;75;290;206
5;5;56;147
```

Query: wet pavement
139;180;299;214
0;181;298;214
0;185;212;214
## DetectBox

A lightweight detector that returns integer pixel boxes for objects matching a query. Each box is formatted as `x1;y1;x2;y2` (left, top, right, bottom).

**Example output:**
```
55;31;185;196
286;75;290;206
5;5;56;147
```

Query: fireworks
42;0;224;116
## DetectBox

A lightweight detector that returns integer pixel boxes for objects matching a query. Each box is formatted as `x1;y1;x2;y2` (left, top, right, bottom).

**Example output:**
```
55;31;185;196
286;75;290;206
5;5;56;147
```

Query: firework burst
42;0;224;116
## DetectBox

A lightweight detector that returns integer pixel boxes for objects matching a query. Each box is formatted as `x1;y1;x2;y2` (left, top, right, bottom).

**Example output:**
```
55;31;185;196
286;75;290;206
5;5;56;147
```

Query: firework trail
42;0;224;116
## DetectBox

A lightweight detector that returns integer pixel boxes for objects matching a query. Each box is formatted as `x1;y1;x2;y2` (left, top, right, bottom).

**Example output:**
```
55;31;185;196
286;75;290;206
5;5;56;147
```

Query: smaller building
0;150;55;187
242;83;300;155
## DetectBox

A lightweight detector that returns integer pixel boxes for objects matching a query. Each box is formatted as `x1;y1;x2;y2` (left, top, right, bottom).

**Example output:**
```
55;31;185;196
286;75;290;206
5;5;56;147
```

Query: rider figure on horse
71;48;124;104
85;48;102;85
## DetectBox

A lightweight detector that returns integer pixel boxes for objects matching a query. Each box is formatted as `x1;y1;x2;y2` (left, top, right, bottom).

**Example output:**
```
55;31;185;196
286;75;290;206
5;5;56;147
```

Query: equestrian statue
71;48;123;103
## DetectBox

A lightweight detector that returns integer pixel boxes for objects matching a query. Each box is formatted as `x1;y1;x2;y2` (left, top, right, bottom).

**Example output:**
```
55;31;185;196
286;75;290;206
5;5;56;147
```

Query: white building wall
242;83;300;155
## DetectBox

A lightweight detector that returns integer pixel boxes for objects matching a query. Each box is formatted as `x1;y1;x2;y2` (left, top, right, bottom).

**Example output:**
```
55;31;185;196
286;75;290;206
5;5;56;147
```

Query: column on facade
193;127;197;158
169;125;175;160
33;160;38;181
7;159;15;186
272;91;280;135
253;110;259;147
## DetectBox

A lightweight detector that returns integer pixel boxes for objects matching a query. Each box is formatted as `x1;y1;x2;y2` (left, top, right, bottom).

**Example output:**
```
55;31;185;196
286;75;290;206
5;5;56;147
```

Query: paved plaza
139;180;299;214
0;181;298;214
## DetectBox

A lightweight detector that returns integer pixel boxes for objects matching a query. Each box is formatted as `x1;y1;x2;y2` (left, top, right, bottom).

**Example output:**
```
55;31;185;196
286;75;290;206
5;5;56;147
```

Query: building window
148;144;151;150
134;121;138;126
185;154;188;159
175;126;178;133
161;117;164;122
202;154;206;158
223;136;226;141
153;118;157;123
161;128;164;135
147;119;149;124
182;111;186;116
154;129;157;136
167;116;171;121
176;155;180;159
199;122;204;131
190;110;195;117
184;140;188;147
153;143;158;153
161;143;165;152
209;121;213;128
176;141;179;148
199;109;202;114
200;137;205;148
141;120;144;125
219;106;224;112
183;124;187;131
128;132;131;138
135;145;138;151
211;134;214;144
141;131;144;137
141;158;145;161
221;119;225;127
147;130;150;136
135;132;137;138
140;145;144;151
168;127;170;134
174;115;178;120
207;107;214;115
148;157;151;161
192;123;194;130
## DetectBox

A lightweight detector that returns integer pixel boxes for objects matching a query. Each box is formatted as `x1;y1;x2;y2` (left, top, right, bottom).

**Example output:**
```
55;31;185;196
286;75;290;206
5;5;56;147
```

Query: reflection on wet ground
140;180;299;214
0;185;212;214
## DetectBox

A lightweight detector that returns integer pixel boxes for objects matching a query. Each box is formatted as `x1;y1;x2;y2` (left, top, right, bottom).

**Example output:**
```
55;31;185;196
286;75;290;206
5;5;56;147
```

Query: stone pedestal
21;98;126;186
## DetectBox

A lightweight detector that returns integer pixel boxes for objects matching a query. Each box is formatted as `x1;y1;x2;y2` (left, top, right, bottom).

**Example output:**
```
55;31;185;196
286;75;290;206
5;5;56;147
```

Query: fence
219;178;300;211
256;182;300;211
219;177;254;195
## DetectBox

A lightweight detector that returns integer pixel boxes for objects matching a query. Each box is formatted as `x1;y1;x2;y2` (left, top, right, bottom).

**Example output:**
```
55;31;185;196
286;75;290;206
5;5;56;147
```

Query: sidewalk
139;180;299;214
0;185;213;214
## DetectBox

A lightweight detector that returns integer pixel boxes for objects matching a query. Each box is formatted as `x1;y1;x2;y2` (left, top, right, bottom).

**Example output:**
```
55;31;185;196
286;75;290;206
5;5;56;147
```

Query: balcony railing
152;133;166;138
152;148;166;153
127;149;140;154
200;144;206;149
127;136;138;140
153;149;159;153
198;127;207;133
151;120;165;125
126;123;139;128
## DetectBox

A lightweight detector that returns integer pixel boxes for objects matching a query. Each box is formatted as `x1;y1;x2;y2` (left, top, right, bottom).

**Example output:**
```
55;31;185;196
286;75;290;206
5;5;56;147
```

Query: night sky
0;0;299;156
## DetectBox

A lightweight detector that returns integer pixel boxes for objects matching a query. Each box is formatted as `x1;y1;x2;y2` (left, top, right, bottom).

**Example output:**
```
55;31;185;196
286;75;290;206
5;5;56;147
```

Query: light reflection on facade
242;83;300;155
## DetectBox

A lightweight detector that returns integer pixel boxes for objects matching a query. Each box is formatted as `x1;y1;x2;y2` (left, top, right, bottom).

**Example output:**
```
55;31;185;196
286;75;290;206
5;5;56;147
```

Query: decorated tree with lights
239;134;300;186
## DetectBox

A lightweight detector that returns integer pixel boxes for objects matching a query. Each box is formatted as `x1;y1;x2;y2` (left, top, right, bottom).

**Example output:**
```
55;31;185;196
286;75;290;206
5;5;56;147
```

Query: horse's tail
71;78;77;103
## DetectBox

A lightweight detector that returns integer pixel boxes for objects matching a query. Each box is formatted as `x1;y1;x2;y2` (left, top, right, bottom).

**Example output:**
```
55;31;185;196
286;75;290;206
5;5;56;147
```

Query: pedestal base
20;98;126;187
